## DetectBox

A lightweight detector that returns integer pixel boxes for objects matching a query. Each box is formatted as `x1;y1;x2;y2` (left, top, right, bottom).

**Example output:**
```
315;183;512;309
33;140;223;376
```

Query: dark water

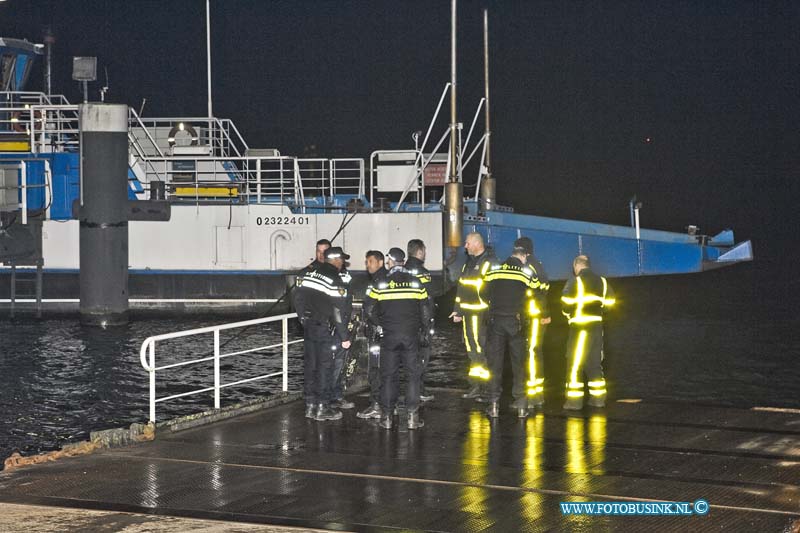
1;261;797;463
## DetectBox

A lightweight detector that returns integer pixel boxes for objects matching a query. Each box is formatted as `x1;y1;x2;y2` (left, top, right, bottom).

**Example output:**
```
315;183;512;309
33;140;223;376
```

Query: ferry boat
0;29;752;315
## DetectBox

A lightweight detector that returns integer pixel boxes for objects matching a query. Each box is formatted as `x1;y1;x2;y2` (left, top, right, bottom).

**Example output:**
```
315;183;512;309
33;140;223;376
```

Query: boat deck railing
139;313;302;423
1;92;438;211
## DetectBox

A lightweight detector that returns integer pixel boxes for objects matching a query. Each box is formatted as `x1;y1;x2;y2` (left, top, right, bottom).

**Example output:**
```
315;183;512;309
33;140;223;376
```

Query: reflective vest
455;250;495;312
561;269;615;325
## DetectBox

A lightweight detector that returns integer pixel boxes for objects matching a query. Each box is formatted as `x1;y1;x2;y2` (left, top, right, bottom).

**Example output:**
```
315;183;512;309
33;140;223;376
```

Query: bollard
79;103;129;326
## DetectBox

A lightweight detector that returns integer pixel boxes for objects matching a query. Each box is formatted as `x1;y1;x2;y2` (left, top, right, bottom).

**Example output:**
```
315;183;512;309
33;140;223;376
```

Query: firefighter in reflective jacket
483;245;546;418
449;232;496;400
561;255;615;410
292;247;352;422
366;248;432;430
405;239;435;402
514;237;551;409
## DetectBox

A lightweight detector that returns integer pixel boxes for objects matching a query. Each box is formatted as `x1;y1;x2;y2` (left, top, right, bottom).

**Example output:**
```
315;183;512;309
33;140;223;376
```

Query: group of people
451;232;615;418
292;232;615;429
292;238;434;429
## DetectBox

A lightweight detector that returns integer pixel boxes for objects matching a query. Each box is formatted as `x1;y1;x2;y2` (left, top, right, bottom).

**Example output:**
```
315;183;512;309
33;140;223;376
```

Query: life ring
167;123;199;147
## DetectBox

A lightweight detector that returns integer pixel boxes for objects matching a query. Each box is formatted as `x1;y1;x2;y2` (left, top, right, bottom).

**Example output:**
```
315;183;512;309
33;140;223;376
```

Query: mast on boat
444;0;463;248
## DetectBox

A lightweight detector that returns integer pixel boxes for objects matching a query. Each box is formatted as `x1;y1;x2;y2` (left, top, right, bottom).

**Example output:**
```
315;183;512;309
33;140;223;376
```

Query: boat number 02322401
255;216;311;226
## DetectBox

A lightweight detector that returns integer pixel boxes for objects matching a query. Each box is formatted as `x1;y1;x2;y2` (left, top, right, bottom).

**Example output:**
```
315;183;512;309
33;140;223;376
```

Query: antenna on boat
444;0;464;248
206;0;213;119
479;8;496;212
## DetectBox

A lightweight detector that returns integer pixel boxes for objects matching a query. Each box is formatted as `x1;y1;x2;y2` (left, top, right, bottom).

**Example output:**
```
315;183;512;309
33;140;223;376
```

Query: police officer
299;239;331;276
449;232;496;400
331;255;354;410
405;239;436;402
292;246;351;421
357;250;388;419
366;248;432;430
561;255;615;410
483;244;545;418
514;237;551;409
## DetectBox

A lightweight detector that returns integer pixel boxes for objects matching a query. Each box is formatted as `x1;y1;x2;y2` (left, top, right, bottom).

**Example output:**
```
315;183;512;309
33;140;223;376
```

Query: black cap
386;247;406;263
325;246;350;260
513;237;534;255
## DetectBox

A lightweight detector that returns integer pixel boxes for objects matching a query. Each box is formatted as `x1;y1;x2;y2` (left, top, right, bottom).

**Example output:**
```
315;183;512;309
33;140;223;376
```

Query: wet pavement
1;389;798;531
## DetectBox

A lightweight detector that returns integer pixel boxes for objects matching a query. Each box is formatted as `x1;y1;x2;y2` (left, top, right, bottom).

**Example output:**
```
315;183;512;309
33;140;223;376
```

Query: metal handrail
139;312;302;423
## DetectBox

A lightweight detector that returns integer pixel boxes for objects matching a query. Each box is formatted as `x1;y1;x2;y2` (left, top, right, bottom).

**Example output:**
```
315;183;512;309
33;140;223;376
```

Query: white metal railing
134;155;365;206
139;313;303;423
131;116;249;159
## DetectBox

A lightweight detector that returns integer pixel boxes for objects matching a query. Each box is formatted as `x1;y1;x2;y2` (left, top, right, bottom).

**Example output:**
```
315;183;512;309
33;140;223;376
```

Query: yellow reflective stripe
589;389;607;396
371;290;428;301
459;278;483;287
468;365;491;379
455;296;461;303
459;302;488;310
528;299;540;316
462;319;471;353
485;271;531;282
588;380;606;387
480;261;491;275
528;317;539;385
472;315;482;353
569;330;588;389
568;315;602;324
566;390;585;398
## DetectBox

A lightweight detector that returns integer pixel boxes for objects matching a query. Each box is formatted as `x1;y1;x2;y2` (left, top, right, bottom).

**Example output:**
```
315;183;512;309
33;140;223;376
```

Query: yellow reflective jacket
561;268;615;325
454;249;495;313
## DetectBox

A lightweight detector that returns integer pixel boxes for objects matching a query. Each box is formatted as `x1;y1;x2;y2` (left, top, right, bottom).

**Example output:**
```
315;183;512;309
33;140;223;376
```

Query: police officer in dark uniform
331;257;354;410
366;248;432;430
483;244;546;418
298;239;331;276
357;250;388;419
561;255;615;410
292;246;351;421
405;239;436;402
449;232;496;400
514;237;552;409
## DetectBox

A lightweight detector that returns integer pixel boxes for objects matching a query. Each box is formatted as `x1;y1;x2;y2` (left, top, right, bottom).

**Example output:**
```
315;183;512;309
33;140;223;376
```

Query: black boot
486;401;500;418
304;404;316;419
315;403;343;421
357;402;381;419
379;412;393;429
408;411;425;430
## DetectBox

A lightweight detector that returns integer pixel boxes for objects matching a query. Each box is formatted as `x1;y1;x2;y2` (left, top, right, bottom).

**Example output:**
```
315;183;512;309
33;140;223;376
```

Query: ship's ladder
8;259;42;319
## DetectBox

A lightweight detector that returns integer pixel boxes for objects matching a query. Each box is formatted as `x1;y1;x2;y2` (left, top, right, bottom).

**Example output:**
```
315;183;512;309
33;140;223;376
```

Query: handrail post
214;329;221;409
282;317;289;392
149;342;156;423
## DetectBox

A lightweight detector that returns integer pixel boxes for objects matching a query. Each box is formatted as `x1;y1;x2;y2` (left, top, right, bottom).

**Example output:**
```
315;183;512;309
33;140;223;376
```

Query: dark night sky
2;0;798;262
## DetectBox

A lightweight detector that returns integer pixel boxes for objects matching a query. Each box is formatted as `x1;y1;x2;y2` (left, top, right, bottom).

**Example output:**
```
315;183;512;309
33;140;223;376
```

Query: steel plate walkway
1;390;799;532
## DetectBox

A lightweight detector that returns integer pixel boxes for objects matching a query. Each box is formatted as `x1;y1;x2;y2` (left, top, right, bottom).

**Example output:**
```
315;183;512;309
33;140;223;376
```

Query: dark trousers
367;347;381;404
419;344;431;392
486;315;527;403
331;344;348;400
564;323;606;401
303;324;334;406
380;335;421;413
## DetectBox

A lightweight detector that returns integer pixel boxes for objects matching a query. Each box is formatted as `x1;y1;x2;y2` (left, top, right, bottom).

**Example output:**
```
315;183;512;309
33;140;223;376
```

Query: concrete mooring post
79;103;129;326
